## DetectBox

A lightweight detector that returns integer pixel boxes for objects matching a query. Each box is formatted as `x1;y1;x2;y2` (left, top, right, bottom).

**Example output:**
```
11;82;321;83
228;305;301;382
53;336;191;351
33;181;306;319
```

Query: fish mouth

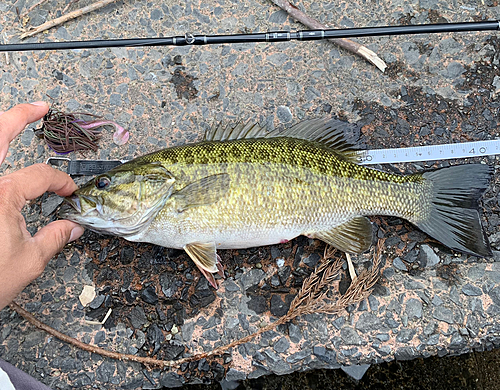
59;195;82;219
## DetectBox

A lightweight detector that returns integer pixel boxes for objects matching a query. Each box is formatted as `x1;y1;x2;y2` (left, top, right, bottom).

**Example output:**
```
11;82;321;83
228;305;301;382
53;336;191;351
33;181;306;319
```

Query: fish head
59;161;175;236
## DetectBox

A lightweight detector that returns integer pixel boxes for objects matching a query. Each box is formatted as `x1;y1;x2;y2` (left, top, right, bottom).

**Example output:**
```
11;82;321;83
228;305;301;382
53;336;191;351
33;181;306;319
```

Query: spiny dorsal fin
205;118;360;162
205;121;268;141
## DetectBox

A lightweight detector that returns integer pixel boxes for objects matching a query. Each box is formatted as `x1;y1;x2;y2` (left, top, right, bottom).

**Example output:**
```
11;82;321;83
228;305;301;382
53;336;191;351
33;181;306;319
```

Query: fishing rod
0;21;499;52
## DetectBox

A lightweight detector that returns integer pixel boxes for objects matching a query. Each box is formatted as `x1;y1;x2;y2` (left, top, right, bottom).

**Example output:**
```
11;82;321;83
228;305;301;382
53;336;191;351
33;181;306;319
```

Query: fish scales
131;137;429;249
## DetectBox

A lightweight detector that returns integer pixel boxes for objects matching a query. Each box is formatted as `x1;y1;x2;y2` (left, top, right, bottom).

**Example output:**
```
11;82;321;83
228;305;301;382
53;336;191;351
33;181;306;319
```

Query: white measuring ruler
358;139;500;165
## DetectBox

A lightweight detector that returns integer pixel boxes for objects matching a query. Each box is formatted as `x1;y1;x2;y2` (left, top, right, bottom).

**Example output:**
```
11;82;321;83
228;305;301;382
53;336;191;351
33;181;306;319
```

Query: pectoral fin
174;173;230;212
310;217;373;254
184;242;224;288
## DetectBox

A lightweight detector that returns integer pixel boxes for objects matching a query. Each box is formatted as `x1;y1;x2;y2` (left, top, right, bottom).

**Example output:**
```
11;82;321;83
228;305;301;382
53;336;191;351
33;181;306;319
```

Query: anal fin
310;217;373;254
184;242;224;288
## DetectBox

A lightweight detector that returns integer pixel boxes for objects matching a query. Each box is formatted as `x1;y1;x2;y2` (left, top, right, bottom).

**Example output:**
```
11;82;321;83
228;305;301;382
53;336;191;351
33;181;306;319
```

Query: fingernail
30;101;48;107
69;226;84;242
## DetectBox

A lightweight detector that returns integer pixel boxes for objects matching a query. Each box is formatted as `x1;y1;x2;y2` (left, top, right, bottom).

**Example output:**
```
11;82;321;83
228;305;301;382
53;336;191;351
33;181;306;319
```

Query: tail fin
415;164;493;257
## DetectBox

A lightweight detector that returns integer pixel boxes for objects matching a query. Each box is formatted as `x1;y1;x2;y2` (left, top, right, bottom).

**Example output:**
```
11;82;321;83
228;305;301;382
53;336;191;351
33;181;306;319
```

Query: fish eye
95;175;111;190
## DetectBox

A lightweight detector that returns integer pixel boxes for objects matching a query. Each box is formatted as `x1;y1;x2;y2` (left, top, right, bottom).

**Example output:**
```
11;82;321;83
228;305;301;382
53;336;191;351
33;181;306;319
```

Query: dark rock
462;283;483;296
120;247;135;265
375;345;391;356
192;277;215;307
393;257;407;271
444;61;465;78
41;195;64;216
368;296;379;311
404;280;425;290
224;279;240;292
89;295;105;309
247;295;268;314
238;314;250;331
160;273;178;299
376;333;389;342
432;295;444;306
129;306;147;329
450;332;466;349
202;328;220;341
273;337;290;353
141;285;159;304
160;372;184;387
278;266;291;284
404;250;418;264
418;245;440;268
270;275;280;287
312;346;337;364
162;342;185;361
405;298;423;320
94;331;105;344
340;327;362;345
288;323;302;343
396;328;417;343
225;368;247;382
303;253;321;267
70;252;80;266
95;361;116;383
41;292;53;303
286;350;310;363
147;324;164;355
270;295;289;317
433;306;454;324
269;10;288;24
489;286;500;306
71;373;92;387
198;358;210;372
427;334;440;345
332;317;346;330
395;346;417;360
241;269;265;290
341;364;370;380
355;312;382;333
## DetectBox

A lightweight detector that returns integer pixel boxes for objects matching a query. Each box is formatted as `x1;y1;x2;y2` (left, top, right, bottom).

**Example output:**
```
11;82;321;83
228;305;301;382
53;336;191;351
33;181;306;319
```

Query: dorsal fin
205;121;268;141
205;118;360;162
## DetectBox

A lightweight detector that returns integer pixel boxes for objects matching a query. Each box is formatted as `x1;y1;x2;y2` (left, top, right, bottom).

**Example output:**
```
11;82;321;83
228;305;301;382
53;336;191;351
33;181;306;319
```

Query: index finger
0;102;49;144
1;164;78;210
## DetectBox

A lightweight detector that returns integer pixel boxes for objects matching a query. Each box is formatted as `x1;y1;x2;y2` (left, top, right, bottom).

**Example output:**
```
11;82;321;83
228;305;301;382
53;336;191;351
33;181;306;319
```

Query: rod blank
0;21;498;52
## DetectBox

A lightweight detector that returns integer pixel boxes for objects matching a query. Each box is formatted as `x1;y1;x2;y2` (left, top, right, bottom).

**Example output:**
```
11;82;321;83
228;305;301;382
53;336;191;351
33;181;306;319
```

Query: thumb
31;221;84;264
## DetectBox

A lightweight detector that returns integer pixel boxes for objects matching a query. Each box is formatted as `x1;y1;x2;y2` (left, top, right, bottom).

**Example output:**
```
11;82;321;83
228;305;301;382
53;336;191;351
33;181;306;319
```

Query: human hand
0;102;84;310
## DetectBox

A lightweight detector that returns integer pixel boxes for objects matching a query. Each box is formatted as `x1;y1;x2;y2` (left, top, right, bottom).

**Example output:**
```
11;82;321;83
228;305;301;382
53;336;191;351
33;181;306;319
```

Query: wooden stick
2;33;9;65
20;0;119;39
270;0;387;72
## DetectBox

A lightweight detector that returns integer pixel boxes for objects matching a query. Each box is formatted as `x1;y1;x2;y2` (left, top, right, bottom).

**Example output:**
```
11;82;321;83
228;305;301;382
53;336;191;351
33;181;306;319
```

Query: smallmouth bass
59;119;493;288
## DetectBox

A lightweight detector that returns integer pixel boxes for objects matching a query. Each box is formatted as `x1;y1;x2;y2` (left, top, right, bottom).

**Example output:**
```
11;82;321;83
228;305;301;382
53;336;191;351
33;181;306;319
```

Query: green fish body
60;119;492;287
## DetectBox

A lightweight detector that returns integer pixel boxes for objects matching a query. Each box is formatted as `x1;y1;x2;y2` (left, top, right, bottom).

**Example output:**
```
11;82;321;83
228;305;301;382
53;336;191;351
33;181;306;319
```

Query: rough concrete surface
1;0;500;388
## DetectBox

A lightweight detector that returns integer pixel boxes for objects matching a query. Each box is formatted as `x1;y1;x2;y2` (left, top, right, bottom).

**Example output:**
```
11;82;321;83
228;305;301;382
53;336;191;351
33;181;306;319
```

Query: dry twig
9;242;384;369
346;252;357;281
269;0;387;72
20;0;119;39
2;33;9;65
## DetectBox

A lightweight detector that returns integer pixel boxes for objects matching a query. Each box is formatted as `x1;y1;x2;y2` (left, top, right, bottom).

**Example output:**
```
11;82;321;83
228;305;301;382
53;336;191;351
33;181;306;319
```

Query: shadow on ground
187;348;500;390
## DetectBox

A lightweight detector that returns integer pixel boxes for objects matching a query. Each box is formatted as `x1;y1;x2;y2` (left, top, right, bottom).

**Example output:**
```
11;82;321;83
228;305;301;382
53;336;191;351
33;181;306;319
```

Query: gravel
2;0;500;387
